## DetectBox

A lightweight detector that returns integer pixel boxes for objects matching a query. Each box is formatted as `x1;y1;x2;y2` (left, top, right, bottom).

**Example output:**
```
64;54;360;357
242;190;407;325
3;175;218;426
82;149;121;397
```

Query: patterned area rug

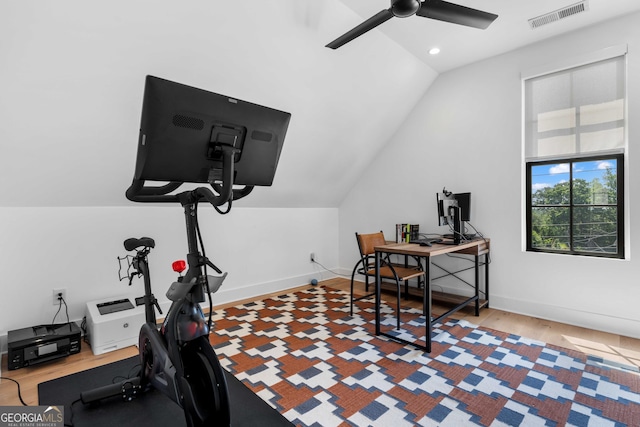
210;286;640;426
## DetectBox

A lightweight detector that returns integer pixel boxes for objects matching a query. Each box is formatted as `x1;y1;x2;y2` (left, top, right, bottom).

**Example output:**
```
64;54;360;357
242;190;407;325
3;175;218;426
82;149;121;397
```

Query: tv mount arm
125;144;253;206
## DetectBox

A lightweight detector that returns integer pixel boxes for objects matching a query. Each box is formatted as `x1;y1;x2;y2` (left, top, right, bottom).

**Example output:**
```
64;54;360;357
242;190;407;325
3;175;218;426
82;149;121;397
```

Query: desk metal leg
474;255;480;316
375;251;381;335
425;257;431;353
485;252;490;308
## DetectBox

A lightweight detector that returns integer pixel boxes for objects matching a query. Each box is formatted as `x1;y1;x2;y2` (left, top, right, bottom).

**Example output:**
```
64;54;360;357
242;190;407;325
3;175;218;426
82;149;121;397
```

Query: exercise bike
81;188;235;426
81;146;256;426
80;75;291;426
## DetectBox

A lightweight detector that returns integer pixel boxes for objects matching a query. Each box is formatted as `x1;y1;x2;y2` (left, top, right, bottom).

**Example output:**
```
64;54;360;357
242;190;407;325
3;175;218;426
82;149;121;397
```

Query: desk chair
350;232;425;329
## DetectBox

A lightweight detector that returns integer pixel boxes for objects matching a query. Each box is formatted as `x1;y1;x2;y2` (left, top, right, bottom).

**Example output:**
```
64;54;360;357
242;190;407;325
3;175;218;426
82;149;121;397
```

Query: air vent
172;114;204;130
528;1;589;29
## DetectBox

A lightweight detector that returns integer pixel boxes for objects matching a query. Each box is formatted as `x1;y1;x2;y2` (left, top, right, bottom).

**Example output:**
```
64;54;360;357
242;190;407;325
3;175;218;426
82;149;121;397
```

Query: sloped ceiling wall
0;0;437;208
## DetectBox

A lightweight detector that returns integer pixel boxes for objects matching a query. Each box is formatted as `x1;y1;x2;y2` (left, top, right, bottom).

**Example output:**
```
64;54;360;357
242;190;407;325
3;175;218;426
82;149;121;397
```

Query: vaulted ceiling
1;0;638;208
337;0;640;72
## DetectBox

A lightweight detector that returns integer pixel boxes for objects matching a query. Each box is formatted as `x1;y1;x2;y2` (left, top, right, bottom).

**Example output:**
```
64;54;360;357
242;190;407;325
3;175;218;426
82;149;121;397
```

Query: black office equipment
437;189;477;244
423;238;442;246
410;238;443;246
8;323;81;370
436;189;462;244
454;192;471;222
127;75;291;205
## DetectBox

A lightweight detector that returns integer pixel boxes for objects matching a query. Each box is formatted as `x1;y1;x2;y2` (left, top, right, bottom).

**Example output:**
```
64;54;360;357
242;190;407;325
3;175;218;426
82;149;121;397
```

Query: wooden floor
2;277;640;407
332;277;640;368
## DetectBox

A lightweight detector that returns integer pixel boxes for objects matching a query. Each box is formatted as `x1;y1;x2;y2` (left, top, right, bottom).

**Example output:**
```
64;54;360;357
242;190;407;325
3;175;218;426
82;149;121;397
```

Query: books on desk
396;224;419;243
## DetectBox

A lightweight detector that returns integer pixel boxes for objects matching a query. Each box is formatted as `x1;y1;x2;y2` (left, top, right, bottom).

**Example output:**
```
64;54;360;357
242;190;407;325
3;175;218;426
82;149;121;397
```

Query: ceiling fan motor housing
391;0;421;17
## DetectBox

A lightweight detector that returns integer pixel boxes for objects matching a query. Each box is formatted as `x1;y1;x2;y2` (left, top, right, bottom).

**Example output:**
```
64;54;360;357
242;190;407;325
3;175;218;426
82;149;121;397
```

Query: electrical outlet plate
53;288;67;305
310;252;315;262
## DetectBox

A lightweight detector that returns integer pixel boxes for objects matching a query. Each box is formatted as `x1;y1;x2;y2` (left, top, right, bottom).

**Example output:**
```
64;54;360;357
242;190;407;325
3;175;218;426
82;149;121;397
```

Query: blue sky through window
531;160;617;192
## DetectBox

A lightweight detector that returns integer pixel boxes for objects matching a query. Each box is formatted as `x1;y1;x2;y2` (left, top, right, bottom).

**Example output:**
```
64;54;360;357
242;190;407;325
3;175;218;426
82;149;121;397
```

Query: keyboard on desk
409;238;443;247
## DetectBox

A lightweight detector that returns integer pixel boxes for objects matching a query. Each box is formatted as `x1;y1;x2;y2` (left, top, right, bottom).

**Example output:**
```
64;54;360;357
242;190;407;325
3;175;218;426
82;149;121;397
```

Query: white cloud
597;161;613;170
532;183;551;191
549;163;570;174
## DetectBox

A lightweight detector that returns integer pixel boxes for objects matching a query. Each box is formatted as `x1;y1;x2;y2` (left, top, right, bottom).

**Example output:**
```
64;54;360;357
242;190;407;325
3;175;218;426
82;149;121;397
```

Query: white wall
0;1;428;353
0;206;338;351
0;0;435;209
339;12;640;339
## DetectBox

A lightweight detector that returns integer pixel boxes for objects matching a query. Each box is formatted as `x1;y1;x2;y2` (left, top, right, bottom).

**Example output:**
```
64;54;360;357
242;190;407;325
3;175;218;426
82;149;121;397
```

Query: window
526;154;623;258
524;49;626;259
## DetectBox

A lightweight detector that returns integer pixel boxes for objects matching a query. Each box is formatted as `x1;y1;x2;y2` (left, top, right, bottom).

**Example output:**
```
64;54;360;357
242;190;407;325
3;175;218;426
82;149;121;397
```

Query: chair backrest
356;232;386;257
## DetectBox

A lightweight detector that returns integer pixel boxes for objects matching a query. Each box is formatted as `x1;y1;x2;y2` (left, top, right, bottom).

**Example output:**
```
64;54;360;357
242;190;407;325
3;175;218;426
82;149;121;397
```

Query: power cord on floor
0;372;79;427
0;376;28;406
311;259;349;278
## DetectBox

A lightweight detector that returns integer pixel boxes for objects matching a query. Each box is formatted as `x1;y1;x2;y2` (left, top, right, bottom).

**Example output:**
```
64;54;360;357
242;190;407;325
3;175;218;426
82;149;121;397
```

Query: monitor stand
441;207;462;245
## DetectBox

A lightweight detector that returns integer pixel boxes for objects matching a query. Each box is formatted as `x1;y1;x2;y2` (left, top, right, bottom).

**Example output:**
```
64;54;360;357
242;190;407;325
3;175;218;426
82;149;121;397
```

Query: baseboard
0;272;329;357
490;294;640;340
211;272;335;306
349;275;640;340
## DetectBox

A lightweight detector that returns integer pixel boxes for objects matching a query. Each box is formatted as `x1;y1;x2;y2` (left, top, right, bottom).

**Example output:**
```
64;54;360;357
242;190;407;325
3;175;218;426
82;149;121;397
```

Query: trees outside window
526;154;623;258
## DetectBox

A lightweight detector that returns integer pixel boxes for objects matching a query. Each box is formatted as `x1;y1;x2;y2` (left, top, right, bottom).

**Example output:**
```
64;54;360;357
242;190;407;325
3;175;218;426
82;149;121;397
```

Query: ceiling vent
528;1;589;29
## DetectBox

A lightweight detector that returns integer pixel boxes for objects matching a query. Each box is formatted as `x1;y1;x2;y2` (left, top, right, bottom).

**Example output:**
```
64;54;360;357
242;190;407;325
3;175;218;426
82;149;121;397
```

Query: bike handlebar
125;144;254;206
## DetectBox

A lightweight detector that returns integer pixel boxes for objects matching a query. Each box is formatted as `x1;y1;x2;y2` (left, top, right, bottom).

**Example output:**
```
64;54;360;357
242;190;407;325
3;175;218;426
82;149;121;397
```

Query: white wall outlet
53;288;67;305
310;252;316;262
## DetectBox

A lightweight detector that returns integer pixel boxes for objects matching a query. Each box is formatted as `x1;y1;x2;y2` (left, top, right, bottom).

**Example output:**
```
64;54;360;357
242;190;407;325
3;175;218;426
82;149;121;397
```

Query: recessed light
429;47;440;55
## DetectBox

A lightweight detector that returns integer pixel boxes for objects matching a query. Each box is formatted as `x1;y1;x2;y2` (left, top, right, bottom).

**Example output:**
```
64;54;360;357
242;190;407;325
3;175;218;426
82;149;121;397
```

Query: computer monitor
436;191;458;227
455;192;471;222
127;75;291;202
437;189;472;244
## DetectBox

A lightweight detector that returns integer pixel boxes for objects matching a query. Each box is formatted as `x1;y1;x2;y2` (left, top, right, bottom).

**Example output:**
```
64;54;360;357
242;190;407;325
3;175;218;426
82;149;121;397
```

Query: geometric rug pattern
209;286;640;426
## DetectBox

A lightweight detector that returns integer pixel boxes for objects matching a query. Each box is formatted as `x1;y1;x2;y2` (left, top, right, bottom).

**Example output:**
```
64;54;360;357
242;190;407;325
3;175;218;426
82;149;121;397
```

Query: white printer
85;296;146;355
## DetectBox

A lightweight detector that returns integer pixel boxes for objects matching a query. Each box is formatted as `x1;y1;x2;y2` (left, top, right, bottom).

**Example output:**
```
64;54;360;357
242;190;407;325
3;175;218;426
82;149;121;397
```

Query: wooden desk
374;238;490;352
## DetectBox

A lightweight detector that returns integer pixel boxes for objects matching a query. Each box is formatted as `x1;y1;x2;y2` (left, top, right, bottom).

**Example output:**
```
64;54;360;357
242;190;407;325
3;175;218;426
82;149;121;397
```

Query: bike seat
124;237;155;251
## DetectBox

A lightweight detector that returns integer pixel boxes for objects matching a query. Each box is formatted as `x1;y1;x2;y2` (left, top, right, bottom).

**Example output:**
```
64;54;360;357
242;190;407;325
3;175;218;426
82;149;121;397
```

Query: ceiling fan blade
416;0;497;29
326;9;394;49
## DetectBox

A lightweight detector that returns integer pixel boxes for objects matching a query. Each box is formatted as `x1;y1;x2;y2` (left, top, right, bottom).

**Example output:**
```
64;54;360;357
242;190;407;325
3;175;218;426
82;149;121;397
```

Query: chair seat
364;265;424;281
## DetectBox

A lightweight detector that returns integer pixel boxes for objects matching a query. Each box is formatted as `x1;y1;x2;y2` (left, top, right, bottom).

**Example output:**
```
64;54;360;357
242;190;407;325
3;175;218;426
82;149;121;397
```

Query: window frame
526;153;624;259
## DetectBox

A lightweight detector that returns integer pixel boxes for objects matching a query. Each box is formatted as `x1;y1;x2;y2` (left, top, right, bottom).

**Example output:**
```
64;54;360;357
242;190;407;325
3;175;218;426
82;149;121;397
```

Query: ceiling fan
326;0;498;49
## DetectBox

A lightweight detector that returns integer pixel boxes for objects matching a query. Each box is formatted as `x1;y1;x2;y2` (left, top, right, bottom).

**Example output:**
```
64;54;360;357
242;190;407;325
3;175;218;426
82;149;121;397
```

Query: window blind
524;54;626;162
